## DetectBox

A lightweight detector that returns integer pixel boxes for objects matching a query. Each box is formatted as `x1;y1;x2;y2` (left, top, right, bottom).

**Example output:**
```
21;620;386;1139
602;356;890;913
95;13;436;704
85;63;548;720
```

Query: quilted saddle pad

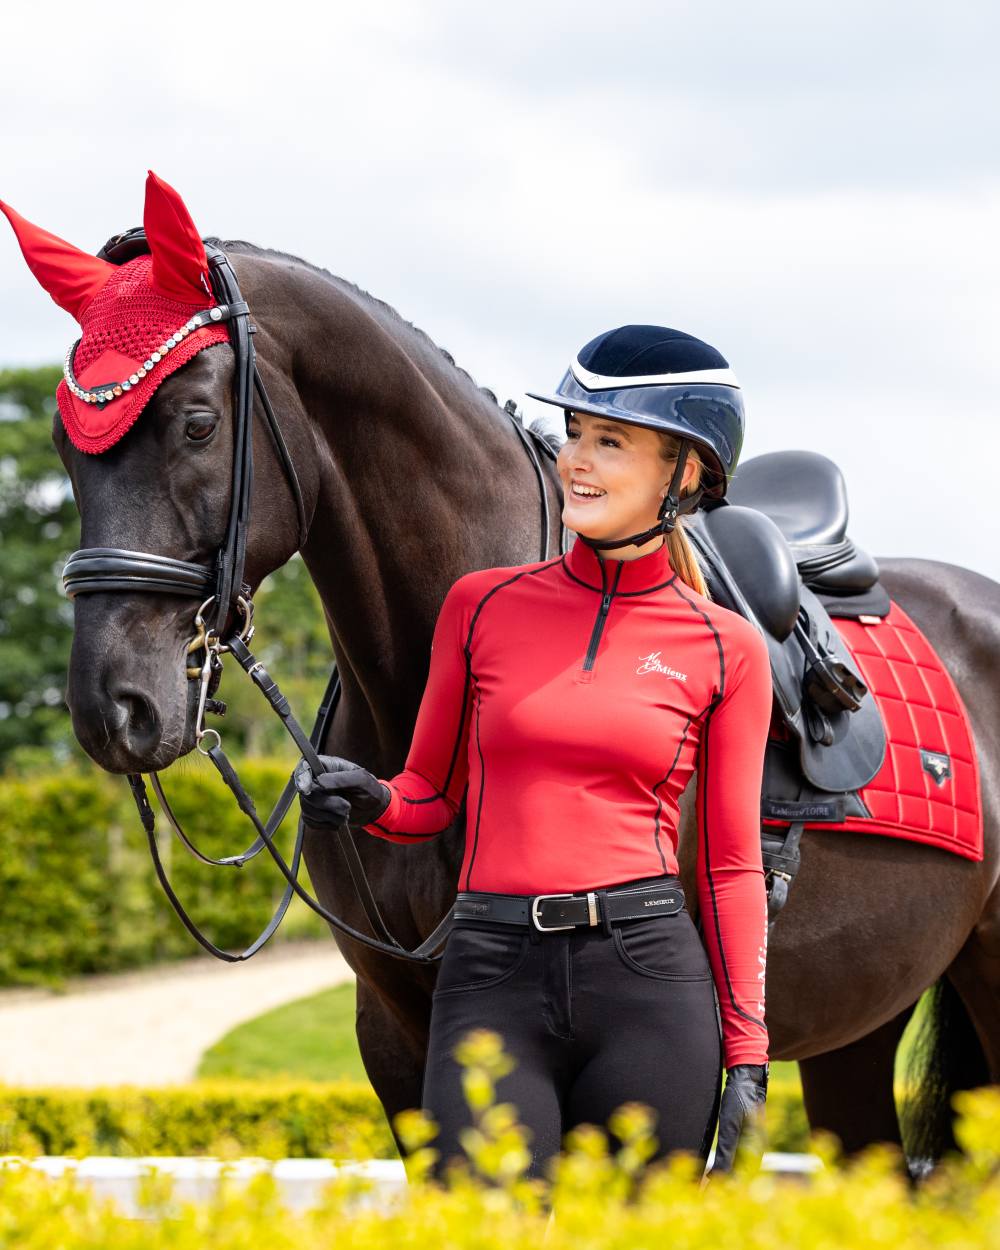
764;598;983;861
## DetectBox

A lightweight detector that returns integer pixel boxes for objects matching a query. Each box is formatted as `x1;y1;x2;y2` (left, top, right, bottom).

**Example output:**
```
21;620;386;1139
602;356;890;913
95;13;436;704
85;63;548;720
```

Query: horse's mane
207;238;517;415
207;238;561;454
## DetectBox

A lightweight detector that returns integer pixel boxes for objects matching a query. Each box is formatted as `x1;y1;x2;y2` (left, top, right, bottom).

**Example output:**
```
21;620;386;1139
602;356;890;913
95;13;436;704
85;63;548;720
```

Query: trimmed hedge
0;761;325;986
0;1081;394;1159
0;1080;811;1158
0;1088;999;1250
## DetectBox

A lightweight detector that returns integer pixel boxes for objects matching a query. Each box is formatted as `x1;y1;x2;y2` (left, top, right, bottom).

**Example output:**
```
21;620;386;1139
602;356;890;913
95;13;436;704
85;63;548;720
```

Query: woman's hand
294;755;391;828
710;1062;768;1173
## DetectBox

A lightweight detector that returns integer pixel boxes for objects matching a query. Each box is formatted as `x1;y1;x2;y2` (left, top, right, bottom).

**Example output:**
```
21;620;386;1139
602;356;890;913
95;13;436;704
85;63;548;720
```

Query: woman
298;325;772;1176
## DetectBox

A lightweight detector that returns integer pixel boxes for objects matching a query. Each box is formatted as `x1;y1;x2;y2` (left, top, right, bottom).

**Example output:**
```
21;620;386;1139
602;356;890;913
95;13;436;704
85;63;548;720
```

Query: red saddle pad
764;599;983;861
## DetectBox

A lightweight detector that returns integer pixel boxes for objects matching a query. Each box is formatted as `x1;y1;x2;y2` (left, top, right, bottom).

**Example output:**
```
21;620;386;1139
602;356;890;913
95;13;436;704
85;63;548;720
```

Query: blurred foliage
0;759;326;987
0;366;77;762
0;364;333;770
2;1079;1000;1246
0;1074;813;1161
0;1080;393;1159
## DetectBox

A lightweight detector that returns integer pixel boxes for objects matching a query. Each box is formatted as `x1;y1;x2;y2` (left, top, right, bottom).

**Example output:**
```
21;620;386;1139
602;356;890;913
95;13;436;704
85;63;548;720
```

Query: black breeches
422;893;723;1179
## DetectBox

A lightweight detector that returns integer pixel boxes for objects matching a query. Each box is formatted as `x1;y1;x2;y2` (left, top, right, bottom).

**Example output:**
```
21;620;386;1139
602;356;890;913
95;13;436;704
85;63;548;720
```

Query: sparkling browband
63;304;236;407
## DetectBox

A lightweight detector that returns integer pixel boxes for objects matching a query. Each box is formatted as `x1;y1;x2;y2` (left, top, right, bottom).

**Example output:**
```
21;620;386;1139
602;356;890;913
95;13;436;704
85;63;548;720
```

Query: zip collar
563;534;678;596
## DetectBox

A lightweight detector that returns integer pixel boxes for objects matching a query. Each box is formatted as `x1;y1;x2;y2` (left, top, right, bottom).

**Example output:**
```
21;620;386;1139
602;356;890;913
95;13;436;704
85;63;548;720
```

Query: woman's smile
570;479;607;502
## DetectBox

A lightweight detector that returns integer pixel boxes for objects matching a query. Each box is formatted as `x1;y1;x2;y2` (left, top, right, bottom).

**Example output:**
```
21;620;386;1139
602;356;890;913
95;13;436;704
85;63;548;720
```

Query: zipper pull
602;591;612;612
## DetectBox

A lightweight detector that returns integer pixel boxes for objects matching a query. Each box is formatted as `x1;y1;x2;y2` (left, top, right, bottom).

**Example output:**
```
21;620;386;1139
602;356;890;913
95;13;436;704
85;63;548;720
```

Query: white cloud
2;0;997;580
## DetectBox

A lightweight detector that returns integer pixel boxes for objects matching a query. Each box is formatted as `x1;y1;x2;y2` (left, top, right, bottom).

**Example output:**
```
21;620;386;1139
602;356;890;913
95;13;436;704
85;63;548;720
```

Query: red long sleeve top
363;536;772;1066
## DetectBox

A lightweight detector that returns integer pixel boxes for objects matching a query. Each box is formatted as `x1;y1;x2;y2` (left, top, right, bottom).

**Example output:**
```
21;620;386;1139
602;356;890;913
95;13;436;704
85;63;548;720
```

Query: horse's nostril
111;686;163;755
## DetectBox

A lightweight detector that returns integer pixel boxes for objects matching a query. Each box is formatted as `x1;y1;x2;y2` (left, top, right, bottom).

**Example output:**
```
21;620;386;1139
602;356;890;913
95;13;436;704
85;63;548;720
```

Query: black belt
453;878;685;932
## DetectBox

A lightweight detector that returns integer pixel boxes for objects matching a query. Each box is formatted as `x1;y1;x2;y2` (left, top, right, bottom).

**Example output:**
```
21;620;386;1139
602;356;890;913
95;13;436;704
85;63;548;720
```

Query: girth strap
762;821;805;927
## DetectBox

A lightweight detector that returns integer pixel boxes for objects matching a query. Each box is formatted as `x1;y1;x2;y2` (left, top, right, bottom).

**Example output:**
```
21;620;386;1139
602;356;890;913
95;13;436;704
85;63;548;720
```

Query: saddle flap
785;583;887;791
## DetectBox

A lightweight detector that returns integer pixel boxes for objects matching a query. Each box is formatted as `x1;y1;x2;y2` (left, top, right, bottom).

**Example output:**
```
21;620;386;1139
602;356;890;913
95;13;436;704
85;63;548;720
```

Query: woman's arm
361;576;475;843
695;619;773;1069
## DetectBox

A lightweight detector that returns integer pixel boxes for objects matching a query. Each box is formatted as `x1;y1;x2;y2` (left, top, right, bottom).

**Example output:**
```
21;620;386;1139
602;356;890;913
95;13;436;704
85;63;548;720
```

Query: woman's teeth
572;483;606;498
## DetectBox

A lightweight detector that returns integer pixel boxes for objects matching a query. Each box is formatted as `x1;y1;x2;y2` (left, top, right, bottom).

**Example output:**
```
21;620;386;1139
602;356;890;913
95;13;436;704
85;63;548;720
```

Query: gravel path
0;941;354;1086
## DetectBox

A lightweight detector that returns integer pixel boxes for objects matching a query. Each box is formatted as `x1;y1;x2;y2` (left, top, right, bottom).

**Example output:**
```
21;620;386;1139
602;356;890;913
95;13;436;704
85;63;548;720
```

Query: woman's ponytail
667;520;710;598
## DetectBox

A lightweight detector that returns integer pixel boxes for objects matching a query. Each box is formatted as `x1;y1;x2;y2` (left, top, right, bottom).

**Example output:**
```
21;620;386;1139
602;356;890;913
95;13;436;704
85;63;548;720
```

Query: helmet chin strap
578;440;703;552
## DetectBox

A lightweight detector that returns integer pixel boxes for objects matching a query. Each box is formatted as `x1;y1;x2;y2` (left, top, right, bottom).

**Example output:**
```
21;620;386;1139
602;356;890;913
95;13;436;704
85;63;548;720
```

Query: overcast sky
3;1;997;578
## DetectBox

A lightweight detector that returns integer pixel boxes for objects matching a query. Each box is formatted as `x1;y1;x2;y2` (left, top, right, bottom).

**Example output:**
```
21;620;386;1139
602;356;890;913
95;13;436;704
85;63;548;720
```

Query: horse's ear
0;200;115;321
143;170;211;304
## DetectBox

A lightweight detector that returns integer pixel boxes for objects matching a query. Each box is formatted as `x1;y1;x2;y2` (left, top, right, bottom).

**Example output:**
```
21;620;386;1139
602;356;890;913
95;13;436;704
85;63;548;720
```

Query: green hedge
0;1080;810;1158
0;1081;394;1159
0;761;325;987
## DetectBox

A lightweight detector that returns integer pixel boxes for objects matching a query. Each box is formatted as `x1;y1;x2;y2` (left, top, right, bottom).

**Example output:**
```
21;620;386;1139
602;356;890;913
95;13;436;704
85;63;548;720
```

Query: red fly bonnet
1;171;230;453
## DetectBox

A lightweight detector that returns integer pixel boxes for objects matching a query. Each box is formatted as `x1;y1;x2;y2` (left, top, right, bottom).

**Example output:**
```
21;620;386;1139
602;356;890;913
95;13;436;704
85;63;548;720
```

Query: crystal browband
62;303;242;407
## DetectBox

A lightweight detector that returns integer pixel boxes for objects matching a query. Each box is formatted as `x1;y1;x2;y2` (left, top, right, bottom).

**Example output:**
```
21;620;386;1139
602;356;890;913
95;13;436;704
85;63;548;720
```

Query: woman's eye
185;418;216;443
565;430;619;447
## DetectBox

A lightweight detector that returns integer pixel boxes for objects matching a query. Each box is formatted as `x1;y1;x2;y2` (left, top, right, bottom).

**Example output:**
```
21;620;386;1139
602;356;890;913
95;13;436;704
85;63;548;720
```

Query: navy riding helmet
527;325;745;550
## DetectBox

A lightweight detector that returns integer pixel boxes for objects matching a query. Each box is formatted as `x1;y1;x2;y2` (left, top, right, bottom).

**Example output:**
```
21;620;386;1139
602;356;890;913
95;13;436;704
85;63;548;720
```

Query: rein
63;233;561;964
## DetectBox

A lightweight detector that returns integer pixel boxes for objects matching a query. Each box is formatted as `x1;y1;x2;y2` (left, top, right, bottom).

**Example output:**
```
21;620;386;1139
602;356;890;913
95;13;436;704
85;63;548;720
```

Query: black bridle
62;230;561;964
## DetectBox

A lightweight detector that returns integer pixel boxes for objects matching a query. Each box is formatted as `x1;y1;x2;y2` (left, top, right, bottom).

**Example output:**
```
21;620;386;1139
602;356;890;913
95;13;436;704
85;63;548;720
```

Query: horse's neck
270;265;550;765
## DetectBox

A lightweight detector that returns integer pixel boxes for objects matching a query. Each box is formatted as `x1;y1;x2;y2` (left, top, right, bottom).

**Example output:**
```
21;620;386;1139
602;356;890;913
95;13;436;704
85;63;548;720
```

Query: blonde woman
299;326;772;1176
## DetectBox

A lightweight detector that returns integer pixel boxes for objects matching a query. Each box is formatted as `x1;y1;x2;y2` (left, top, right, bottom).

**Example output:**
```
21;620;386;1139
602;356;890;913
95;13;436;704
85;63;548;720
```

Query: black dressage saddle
685;451;890;923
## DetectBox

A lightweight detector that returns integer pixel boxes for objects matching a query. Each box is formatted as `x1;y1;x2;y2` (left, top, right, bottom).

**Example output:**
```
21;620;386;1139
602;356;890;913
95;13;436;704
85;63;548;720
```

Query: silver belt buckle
530;892;576;931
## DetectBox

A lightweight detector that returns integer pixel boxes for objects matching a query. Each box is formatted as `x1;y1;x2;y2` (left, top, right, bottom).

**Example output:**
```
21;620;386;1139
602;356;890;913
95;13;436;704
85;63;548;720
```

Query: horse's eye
185;418;216;443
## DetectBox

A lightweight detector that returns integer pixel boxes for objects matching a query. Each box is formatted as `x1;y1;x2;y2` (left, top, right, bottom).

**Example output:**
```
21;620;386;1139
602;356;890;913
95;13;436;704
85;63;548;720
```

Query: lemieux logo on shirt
636;652;688;681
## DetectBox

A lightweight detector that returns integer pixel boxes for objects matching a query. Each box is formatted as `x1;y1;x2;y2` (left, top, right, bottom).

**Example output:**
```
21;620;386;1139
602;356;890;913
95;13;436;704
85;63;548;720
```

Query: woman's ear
661;459;699;497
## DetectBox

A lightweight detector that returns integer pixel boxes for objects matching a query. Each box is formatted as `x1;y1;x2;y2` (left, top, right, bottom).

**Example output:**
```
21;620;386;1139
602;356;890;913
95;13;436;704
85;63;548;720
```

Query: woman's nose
566;441;591;470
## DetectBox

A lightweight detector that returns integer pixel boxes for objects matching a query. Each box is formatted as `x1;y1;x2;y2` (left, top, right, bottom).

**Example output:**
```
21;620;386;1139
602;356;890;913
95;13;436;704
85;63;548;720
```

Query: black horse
48;238;999;1162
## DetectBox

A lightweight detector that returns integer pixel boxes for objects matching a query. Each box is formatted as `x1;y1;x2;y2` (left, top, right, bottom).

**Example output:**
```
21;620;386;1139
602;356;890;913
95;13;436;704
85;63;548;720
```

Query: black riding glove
710;1062;768;1174
294;755;391;828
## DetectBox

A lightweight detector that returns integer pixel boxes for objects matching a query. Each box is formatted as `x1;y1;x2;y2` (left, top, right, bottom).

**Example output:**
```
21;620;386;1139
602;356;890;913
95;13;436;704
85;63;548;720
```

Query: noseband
62;229;560;964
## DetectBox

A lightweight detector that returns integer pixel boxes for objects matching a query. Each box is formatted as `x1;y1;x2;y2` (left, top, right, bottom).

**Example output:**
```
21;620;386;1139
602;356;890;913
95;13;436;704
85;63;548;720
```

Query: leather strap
454;880;685;930
763;821;805;925
507;406;553;562
63;549;214;598
205;246;255;637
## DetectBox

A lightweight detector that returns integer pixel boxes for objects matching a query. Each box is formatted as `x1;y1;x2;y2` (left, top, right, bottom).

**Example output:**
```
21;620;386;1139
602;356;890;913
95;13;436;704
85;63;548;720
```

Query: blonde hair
659;432;711;599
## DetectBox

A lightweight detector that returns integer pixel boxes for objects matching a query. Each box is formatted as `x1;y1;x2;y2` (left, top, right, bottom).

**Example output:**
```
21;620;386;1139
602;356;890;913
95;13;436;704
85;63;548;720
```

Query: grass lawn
198;982;368;1083
198;980;929;1093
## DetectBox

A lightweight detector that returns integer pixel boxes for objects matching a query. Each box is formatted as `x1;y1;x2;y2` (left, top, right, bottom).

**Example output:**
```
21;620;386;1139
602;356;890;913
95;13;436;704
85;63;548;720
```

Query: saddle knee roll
701;505;801;642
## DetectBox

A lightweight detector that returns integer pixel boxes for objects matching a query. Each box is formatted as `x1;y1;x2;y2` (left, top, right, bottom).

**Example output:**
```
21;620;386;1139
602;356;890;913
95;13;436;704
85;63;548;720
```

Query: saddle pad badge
920;749;952;787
